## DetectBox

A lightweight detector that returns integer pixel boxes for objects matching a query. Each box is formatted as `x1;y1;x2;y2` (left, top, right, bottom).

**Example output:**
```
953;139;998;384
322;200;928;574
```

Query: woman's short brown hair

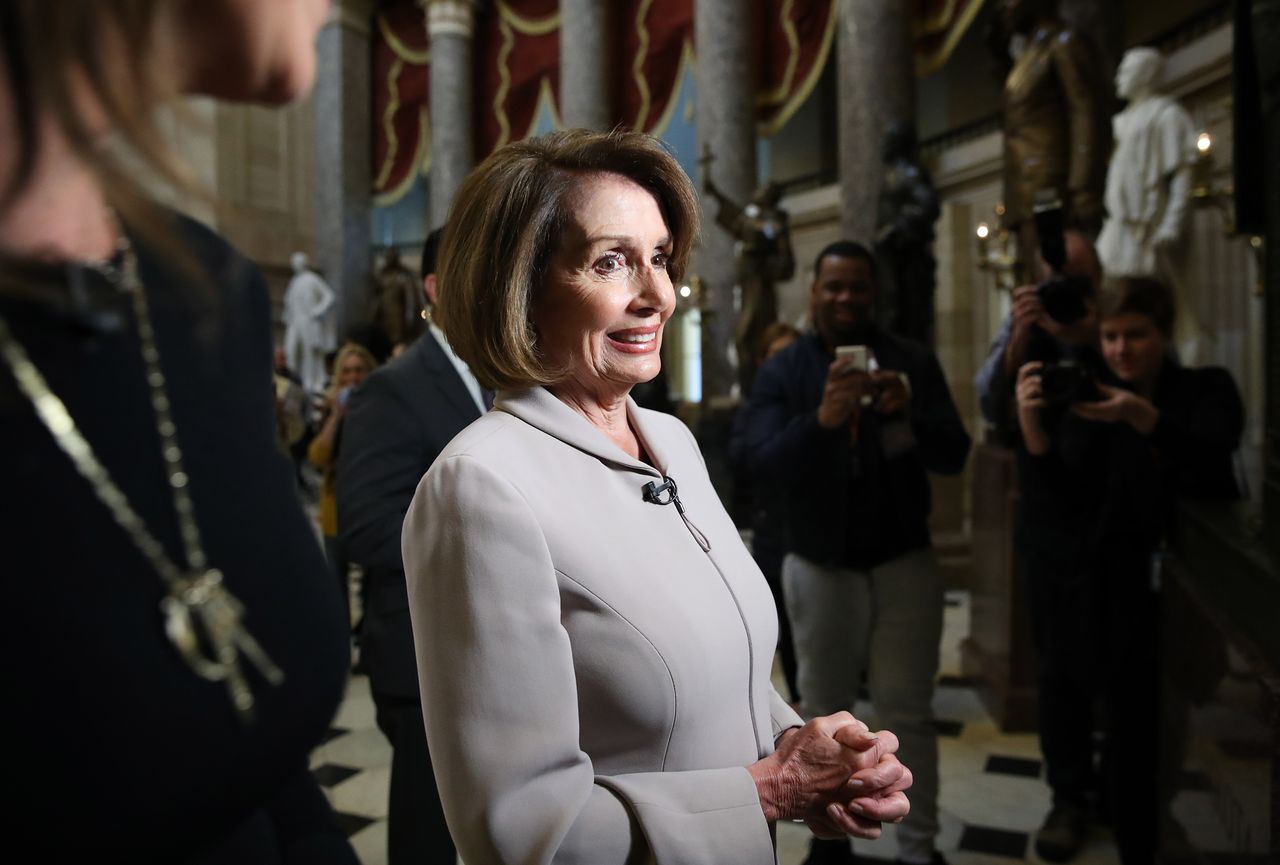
434;129;700;391
1098;276;1177;337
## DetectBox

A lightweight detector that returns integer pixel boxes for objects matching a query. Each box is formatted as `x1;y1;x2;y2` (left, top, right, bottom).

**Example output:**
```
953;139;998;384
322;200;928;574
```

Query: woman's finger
849;790;911;824
846;756;907;794
830;801;885;839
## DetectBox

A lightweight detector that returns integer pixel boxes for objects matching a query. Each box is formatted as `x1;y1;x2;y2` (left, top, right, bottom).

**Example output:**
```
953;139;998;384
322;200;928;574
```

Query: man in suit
338;227;487;865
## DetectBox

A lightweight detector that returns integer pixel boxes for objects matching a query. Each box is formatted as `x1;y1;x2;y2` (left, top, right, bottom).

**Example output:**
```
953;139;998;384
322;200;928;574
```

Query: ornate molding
423;0;476;40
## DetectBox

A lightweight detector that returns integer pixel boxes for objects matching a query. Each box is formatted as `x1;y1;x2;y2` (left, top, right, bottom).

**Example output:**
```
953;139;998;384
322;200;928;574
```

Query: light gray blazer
402;386;803;865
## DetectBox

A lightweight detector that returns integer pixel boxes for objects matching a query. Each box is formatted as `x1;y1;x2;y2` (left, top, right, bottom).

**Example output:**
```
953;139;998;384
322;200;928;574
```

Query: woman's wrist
747;755;786;822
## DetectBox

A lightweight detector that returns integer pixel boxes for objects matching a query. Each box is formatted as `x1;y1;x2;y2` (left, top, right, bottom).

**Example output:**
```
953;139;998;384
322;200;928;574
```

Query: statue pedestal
960;442;1038;733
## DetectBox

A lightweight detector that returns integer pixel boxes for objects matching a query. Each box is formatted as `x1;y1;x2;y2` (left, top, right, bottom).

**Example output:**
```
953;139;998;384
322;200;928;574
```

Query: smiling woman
402;129;916;865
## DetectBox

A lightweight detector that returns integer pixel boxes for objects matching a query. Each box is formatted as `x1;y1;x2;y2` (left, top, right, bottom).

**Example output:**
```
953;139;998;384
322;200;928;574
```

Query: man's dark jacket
338;331;482;697
745;329;970;569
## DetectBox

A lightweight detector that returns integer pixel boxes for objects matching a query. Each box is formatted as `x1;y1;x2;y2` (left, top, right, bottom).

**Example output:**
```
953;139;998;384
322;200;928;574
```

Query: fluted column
425;0;476;229
314;0;374;333
837;0;914;244
560;0;612;129
695;0;755;400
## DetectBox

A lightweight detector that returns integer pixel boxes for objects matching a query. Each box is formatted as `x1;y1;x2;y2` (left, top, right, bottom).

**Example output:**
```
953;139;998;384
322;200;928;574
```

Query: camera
1033;193;1091;326
1038;360;1100;405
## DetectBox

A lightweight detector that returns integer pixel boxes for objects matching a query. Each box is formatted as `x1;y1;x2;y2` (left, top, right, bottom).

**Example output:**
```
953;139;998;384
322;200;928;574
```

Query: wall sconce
1192;132;1237;231
975;204;1018;292
1192;131;1266;296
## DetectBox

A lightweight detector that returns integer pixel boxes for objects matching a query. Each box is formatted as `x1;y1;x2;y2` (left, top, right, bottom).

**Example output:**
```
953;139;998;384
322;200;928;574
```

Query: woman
309;341;377;623
1;2;356;862
1015;276;1242;864
402;130;911;865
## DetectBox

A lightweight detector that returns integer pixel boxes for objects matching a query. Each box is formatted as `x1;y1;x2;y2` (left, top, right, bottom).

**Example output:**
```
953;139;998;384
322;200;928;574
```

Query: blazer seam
553;567;679;772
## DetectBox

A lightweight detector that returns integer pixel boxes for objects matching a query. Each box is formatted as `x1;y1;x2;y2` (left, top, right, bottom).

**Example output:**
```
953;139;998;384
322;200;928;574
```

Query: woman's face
533;173;676;403
336;353;370;389
176;0;332;104
1101;312;1167;390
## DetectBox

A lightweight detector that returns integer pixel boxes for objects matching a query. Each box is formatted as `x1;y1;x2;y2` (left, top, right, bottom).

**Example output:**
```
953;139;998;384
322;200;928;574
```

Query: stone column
836;0;914;244
695;0;755;401
560;0;612;129
314;0;374;334
425;0;477;229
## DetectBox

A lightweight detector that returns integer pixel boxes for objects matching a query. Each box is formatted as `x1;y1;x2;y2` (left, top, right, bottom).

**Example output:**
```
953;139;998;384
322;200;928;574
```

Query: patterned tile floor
310;590;1123;865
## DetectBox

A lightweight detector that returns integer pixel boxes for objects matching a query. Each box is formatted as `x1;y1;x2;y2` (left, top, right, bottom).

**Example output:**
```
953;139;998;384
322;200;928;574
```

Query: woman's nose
633;264;673;312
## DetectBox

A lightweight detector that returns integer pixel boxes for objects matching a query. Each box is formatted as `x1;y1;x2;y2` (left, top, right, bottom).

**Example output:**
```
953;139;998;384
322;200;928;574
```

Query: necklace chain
0;235;283;721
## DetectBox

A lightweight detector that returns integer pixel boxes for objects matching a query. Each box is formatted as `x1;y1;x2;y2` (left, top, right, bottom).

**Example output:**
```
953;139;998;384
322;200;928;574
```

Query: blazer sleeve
746;356;845;484
402;455;777;865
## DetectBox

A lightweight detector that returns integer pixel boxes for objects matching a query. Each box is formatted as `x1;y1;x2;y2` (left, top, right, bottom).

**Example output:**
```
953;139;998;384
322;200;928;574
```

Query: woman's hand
1072;383;1159;435
748;713;911;837
803;726;912;840
1015;362;1051;456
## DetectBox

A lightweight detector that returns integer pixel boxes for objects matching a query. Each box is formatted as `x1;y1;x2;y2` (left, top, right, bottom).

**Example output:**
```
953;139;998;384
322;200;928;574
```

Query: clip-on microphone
642;477;677;505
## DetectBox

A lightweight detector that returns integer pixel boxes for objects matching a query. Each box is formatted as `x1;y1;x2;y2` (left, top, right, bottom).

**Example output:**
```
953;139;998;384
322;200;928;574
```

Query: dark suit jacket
338;331;482;698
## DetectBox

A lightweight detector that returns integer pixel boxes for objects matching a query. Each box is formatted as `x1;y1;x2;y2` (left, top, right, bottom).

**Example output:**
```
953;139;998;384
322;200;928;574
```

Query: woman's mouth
608;327;660;353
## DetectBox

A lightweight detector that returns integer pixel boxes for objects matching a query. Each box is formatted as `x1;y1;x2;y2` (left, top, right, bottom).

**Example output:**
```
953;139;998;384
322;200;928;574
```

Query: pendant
160;568;286;722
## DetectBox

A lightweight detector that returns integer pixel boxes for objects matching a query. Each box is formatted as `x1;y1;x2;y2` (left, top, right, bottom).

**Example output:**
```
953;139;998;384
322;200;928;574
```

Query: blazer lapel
494;387;664;478
414;331;481;422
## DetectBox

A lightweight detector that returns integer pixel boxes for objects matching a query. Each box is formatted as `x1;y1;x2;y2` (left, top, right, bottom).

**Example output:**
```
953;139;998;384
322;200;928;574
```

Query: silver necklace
0;235;284;721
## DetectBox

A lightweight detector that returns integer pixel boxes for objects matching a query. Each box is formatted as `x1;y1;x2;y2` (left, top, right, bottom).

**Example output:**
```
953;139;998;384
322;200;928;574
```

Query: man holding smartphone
746;241;970;865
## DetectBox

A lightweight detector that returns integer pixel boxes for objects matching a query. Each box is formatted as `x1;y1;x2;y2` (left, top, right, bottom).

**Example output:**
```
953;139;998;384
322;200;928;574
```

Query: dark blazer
746;329;970;569
338;331;482;698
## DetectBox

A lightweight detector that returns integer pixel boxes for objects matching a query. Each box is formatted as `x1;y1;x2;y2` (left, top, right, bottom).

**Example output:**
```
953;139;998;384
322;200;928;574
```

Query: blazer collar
495;386;666;478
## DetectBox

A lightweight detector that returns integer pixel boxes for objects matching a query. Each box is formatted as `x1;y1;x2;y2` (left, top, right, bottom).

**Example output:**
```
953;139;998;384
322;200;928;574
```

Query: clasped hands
817;361;910;429
749;712;912;840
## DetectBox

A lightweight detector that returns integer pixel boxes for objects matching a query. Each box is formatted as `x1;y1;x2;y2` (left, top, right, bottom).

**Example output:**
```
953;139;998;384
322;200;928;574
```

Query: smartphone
835;344;869;373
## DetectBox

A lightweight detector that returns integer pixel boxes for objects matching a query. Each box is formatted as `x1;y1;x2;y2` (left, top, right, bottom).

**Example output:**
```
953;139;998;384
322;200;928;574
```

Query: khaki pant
782;548;944;862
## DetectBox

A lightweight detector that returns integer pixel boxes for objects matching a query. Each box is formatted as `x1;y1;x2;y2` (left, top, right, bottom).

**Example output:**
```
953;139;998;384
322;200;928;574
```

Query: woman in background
0;2;356;862
309;341;377;625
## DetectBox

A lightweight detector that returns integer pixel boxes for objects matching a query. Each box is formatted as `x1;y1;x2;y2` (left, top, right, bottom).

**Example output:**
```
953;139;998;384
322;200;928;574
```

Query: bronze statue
368;246;424;350
995;0;1109;278
701;151;796;395
875;122;941;344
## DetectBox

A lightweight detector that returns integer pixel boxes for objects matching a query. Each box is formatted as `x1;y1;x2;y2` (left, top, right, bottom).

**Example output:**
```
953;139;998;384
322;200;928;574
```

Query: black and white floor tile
312;590;1123;864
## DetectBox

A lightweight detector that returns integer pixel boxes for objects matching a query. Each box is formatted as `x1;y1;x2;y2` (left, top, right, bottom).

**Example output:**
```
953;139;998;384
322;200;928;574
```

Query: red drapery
371;1;982;202
913;0;986;76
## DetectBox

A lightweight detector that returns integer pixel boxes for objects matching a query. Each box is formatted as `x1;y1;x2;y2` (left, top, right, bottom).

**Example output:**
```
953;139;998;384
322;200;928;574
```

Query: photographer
974;229;1103;428
1014;277;1243;864
747;241;969;865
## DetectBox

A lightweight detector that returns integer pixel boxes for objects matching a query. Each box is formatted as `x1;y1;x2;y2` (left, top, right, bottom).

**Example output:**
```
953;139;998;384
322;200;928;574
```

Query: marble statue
282;251;337;396
875;122;941;344
1097;47;1204;360
996;0;1108;279
1097;48;1196;276
703;171;796;395
369;246;424;350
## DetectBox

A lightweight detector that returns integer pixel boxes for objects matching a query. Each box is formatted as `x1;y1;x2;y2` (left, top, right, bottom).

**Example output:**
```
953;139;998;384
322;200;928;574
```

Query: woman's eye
652;251;670;268
593;253;625;274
